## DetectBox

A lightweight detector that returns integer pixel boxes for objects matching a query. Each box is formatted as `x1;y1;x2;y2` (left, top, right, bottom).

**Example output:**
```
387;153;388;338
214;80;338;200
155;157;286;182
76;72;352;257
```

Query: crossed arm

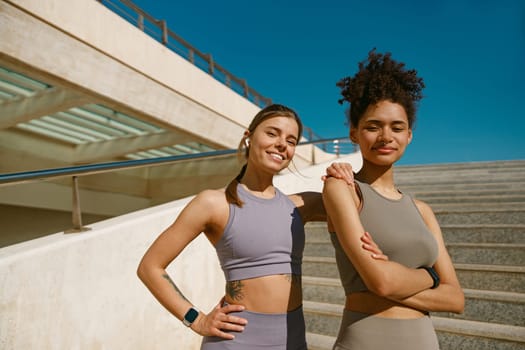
323;177;434;299
322;177;464;312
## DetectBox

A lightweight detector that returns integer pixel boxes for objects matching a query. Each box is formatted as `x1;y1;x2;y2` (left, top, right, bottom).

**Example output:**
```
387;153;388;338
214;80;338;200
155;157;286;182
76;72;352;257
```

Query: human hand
361;231;388;260
321;162;354;185
192;299;247;339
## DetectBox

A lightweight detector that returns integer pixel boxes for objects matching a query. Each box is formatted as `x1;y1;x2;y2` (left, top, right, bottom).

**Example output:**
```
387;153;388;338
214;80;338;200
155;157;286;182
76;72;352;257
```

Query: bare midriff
346;292;426;319
224;274;302;313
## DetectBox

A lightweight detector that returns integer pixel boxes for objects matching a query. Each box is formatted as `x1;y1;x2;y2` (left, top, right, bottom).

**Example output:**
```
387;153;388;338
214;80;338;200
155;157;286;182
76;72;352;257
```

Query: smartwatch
182;307;199;327
419;266;440;289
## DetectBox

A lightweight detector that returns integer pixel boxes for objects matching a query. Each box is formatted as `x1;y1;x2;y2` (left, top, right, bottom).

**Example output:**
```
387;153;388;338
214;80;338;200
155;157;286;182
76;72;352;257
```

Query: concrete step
303;301;525;350
305;332;334;350
395;173;525;187
399;180;525;193
406;188;525;199
415;194;525;204
303;256;340;278
447;242;525;266
303;259;525;294
440;224;525;244
304;239;525;266
434;208;525;225
303;300;342;337
306;223;525;244
434;288;525;327
303;277;525;326
433;317;525;350
303;240;335;258
393;160;525;183
454;264;525;293
302;160;525;349
429;202;523;212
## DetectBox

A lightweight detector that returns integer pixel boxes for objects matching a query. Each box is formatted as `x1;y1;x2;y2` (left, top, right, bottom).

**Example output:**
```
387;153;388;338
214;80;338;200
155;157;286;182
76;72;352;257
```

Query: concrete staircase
303;160;525;350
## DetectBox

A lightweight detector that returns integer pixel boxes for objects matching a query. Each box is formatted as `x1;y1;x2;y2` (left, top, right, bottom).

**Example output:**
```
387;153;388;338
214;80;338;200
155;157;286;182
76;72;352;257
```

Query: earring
244;138;250;147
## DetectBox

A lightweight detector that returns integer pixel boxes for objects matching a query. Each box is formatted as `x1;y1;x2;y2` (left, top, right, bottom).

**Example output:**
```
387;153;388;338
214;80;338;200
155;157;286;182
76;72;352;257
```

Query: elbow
136;259;148;283
366;273;398;298
452;289;465;314
439;283;465;314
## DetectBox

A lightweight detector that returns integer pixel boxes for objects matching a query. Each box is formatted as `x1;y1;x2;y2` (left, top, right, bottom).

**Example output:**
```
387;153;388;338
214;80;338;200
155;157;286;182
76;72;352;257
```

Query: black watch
182;307;199;327
420;266;440;289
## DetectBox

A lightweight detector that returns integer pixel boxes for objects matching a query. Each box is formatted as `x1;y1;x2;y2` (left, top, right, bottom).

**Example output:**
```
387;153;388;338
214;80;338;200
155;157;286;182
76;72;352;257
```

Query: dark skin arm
322;177;434;299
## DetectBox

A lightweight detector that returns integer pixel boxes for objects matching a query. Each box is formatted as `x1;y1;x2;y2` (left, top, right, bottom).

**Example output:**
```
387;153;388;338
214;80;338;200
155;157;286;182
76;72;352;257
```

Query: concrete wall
1;0;259;149
1;0;324;164
0;154;361;350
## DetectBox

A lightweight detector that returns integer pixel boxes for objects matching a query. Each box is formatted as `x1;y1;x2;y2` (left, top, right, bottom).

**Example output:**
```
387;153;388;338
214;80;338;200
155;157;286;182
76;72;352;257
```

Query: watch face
184;307;199;324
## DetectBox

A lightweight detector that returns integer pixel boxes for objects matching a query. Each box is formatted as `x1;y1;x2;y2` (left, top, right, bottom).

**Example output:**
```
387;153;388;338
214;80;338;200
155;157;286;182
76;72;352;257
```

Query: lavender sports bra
215;185;305;281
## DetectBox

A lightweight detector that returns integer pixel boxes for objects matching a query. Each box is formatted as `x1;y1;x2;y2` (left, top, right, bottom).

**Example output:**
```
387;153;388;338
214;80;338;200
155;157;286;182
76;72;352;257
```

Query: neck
356;161;396;189
240;167;276;196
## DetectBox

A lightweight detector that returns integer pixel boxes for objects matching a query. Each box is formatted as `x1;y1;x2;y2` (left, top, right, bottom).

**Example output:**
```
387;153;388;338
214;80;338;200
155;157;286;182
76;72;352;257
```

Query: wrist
419;266;440;289
182;306;200;327
189;312;204;333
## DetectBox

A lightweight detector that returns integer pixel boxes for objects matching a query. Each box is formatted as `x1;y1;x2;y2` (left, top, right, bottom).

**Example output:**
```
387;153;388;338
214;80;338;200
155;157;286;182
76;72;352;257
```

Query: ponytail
225;164;247;207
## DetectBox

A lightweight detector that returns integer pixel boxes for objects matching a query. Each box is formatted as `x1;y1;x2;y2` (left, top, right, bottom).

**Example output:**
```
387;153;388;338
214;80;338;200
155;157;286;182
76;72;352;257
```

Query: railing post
137;14;144;31
65;176;90;233
208;54;215;75
242;80;249;98
308;128;316;165
160;20;168;45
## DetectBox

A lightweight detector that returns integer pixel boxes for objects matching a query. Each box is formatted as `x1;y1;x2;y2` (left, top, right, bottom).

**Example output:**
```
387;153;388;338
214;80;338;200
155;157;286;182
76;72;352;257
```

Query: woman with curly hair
323;50;464;349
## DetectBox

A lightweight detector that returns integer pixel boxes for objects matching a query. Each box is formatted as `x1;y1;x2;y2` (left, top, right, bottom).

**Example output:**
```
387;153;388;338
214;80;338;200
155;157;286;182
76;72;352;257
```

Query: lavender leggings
333;310;440;350
200;305;307;350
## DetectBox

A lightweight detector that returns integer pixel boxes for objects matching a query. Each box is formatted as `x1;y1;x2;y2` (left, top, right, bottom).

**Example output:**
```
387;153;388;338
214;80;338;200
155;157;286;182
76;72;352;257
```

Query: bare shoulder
413;198;442;234
180;188;229;240
413;198;435;218
191;188;229;215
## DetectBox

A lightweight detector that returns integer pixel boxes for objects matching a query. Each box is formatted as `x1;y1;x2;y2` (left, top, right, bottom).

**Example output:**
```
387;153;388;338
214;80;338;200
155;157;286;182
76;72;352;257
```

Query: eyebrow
363;119;408;125
265;126;299;140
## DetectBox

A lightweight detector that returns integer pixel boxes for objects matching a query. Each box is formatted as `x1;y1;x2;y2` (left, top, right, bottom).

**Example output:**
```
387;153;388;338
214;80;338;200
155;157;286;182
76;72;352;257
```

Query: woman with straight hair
137;104;375;349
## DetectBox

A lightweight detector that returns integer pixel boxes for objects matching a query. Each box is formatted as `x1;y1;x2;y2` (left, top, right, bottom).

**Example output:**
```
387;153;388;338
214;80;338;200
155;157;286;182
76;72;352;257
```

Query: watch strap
419;266;440;289
182;306;199;327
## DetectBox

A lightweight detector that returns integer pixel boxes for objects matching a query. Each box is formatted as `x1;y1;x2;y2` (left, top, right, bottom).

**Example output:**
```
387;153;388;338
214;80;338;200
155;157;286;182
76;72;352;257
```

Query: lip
374;146;396;154
267;151;286;162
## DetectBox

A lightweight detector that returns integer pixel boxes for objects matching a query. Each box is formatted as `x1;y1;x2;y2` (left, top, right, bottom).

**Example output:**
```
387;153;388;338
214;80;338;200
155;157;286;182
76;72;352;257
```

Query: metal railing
0;138;353;232
97;0;272;108
96;0;335;144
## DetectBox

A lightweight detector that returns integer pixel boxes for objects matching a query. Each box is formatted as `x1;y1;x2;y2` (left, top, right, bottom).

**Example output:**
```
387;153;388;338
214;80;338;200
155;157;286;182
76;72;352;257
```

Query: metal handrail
96;0;329;143
0;138;350;186
1;137;352;232
97;0;272;107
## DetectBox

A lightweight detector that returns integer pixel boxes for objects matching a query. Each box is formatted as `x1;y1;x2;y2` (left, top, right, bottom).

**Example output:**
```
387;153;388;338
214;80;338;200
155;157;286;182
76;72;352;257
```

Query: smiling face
350;100;412;166
246;115;299;175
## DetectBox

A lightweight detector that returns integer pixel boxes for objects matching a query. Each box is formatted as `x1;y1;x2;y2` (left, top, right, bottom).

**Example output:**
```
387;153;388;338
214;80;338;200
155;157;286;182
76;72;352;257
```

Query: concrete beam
0;1;254;149
0;87;90;129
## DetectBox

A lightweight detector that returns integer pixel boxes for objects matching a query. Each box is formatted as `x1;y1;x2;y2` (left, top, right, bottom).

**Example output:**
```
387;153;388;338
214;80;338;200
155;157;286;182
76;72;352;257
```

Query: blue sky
129;0;524;165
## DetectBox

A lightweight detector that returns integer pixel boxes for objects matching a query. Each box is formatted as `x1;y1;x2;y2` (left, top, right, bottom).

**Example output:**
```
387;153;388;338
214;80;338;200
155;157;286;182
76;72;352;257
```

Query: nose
275;136;287;149
379;127;393;144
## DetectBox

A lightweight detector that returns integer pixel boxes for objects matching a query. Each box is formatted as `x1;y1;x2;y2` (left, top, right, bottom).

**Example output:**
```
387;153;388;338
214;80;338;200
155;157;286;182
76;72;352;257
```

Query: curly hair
337;49;425;128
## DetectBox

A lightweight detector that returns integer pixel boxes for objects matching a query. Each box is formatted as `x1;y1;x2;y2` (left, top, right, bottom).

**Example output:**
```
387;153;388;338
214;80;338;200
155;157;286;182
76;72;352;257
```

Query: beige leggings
333;310;440;350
